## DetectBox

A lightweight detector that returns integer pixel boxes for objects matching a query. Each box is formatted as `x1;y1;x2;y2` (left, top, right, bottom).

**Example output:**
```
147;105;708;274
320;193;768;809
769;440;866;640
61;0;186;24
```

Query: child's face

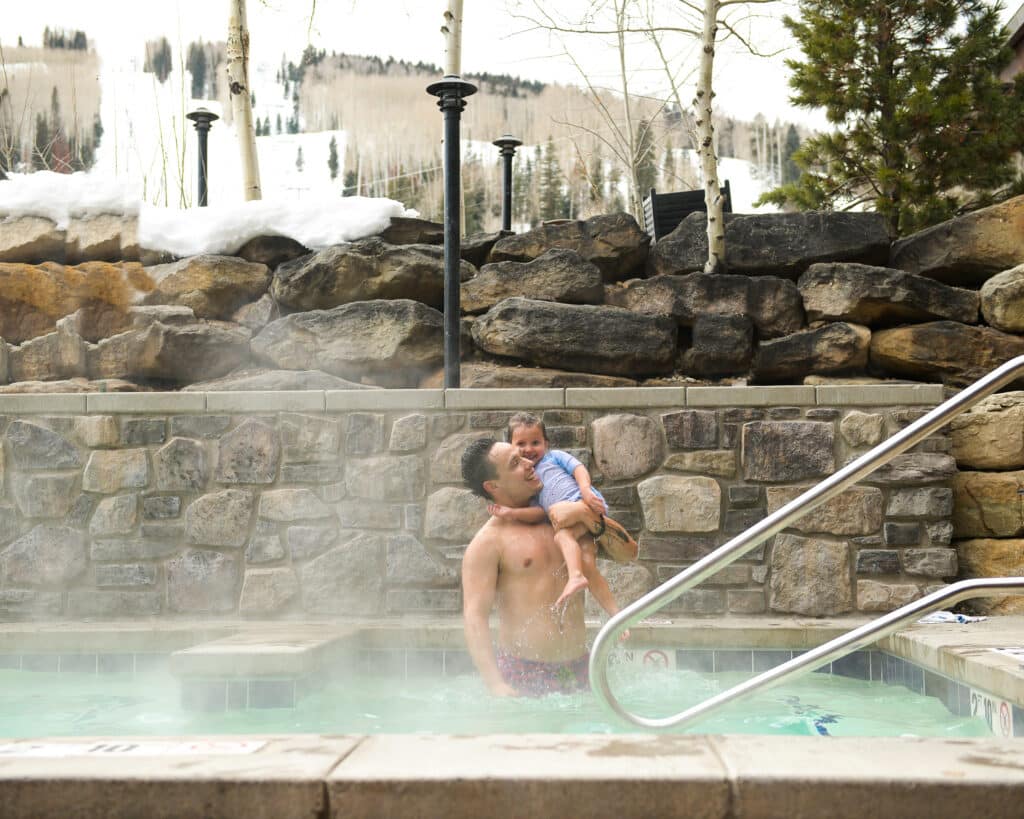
509;423;548;464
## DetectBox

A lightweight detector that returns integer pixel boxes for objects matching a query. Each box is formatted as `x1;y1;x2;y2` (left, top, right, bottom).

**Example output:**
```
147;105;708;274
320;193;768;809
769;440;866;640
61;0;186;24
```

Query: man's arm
488;502;547;523
462;530;517;696
547;498;602;534
571;464;607;515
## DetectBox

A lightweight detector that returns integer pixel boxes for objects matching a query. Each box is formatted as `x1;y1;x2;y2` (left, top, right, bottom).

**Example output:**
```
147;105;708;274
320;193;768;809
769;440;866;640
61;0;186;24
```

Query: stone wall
950;391;1024;615
0;385;957;621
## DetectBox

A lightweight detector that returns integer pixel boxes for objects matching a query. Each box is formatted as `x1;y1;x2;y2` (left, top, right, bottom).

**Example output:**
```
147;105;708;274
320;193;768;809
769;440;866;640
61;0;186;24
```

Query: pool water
0;665;994;739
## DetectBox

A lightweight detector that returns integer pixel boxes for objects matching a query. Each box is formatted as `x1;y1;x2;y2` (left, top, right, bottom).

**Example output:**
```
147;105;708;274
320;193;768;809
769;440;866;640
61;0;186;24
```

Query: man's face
508;423;548;465
486;441;542;504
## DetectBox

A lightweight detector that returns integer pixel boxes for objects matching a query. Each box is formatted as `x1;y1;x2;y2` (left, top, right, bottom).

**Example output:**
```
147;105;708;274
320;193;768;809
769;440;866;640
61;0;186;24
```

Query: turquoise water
0;665;993;739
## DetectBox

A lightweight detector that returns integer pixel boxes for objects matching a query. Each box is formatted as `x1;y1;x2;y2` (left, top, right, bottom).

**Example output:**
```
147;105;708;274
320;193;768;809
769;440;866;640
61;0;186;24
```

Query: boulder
233;235;311;268
299;534;385;615
270;237;474;311
980;262;1024;332
870;321;1024;386
952;471;1024;538
487;213;650;282
1;525;86;587
0;216;65;264
769;533;853;616
0;261;153;344
252;299;443;387
637;475;721;532
742;421;835;482
185;489;255;547
766;486;884;536
239;568;299;614
753;322;870;382
648;211;890;278
65;214;129;263
592;414;665;481
0;377;143;394
889;195;1024;285
605;273;804;339
142;254;271;320
419;362;636;388
950;392;1024;469
184;368;370;392
379;216;443;246
461;249;604;313
956;538;1024;615
5;420;81;470
798;263;979;325
460;230;510;268
7;317;88;382
680;314;753;376
166;549;240;613
471;297;676;377
232;293;280;331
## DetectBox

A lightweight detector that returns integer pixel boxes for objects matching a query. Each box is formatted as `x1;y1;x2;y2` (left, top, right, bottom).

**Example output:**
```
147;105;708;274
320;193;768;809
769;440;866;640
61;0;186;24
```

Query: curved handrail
590;353;1024;729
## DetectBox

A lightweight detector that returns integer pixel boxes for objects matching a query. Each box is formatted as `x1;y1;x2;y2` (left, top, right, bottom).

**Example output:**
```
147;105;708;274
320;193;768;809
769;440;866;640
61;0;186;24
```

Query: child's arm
488;503;547;523
572;464;607;516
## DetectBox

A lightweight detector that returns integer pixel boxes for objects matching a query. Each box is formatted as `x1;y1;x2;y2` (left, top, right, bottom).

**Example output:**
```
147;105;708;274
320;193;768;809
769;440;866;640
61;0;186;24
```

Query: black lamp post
492;134;522;232
186;108;219;207
426;75;477;389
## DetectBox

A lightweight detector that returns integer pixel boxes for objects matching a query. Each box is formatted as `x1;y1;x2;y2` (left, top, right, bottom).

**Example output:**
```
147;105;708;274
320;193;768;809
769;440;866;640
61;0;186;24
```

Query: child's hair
505;411;547;443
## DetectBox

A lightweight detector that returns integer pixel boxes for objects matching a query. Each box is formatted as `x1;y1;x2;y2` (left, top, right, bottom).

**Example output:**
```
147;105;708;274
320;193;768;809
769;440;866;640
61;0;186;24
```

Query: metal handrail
590;353;1024;729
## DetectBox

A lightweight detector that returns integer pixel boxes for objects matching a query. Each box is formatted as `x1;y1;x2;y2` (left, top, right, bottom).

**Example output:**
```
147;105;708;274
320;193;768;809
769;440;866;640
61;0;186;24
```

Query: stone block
883;522;921;546
857;580;921;612
286;525;339;561
855;549;901;575
767;407;802;420
13;474;76;518
280;413;341;462
769;533;852;616
279;463;344;484
0;589;63;617
89;494;138;536
185;489;255;548
766;486;883;536
585;561;655;616
2;524;86;587
839;411;885;447
950;392;1024;470
90;537;180;561
742;421;834;482
664;589;727;615
546;425;587;449
94;563;158;587
431;432;493;485
5;420;81;470
663;450;737;478
638;475;721;533
246;527;286;564
592;414;664;481
239;568;299;614
75;415;119;448
386;534;457;585
336;502;403;530
153;437;208;491
346;413;385;455
120;417;166;445
885;487;953;519
956;538;1024;614
952;471;1024;538
170;414;232;439
727;589;766;614
387;589;462;613
431;413;466;439
863;453;957;486
299;533;385;615
901;548;956;578
662;410;718;450
258;488;332;522
167;549;240;613
66;590;162;618
927;521;954;546
390;414;428;452
82;449;149;494
724;508;765;533
424;487;489;542
638;534;716;562
345;454;426;501
727;486;762;508
216;420;280;484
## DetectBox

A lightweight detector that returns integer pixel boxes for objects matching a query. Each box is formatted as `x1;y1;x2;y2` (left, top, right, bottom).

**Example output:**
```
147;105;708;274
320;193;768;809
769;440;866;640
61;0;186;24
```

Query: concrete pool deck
1;617;1023;817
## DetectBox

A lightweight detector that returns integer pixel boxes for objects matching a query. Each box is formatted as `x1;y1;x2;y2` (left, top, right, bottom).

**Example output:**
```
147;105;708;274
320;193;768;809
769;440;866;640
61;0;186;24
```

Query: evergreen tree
144;37;173;83
782;124;801;185
538;137;568;221
33;112;50;170
187;41;207;98
327;136;339;180
760;0;1024;235
588;149;605;205
343;168;358;196
276;113;283;134
295;146;304;173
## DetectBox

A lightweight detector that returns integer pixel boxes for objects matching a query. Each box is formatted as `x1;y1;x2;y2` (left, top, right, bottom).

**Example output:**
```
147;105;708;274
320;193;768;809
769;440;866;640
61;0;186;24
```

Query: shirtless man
461;437;601;697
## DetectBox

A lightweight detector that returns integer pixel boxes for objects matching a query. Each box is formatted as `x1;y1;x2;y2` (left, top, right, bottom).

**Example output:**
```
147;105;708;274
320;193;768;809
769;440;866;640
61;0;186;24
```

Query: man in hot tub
461;437;606;697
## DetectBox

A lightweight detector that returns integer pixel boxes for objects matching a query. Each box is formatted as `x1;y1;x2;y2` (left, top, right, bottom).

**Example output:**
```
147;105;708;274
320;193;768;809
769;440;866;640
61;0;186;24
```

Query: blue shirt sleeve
548;449;583;476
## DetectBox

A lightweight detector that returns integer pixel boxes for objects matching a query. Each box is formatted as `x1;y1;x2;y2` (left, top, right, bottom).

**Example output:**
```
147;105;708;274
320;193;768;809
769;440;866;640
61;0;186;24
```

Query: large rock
753;322;871;382
956;538;1024;615
239;568;300;614
605;273;804;339
865;453;957;485
419;362;636;389
424;487;490;542
870;321;1024;386
980;262;1024;332
271;237;473;311
462;249;604;314
743;421;835;482
82;449;149;494
7;317;88;382
487;213;650;282
252;299;443;387
0;260;153;344
798;263;979;325
184;368;370;392
592;414;665;480
679;314;753;376
2;525;86;587
379;216;443;246
185;489;255;548
769;533;853;616
143;254;271;320
233;235;311;268
0;216;65;264
167;549;240;613
637;475;721;532
950;392;1024;469
386;534;457;585
345;454;425;502
12;474;76;518
299;533;385;615
154;437;208;490
0;377;142;394
65;214;135;263
890;195;1024;285
217;420;280;484
472;297;676;377
5;420;81;470
648;211;890;278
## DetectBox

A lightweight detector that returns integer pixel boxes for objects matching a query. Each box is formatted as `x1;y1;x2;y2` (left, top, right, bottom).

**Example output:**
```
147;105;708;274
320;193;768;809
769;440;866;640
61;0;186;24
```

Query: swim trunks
496;650;590;697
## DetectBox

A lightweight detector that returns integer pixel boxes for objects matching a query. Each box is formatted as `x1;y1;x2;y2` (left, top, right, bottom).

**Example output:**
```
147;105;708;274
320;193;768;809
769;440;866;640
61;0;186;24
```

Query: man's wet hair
505;411;547;443
462;437;498;498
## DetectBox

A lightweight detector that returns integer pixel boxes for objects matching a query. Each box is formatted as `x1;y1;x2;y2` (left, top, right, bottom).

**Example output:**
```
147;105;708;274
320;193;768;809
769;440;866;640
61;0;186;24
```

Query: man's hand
487;503;512;518
579;486;607;516
548;500;601;534
489;680;519;697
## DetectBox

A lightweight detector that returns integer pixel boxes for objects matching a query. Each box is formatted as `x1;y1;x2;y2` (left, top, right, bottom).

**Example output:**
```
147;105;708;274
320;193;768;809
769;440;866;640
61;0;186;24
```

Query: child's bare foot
555;573;589;607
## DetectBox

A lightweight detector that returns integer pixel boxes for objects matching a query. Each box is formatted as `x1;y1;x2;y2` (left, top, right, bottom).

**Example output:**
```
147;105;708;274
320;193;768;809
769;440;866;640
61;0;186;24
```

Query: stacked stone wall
0;386;957;621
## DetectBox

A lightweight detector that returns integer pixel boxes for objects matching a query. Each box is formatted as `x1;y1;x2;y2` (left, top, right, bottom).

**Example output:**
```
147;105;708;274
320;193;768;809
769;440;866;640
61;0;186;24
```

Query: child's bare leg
553;526;588;606
580;537;620;617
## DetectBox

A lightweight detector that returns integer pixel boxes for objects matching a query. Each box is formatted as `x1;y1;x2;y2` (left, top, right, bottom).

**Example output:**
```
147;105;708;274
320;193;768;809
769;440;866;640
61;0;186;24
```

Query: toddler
487;412;636;611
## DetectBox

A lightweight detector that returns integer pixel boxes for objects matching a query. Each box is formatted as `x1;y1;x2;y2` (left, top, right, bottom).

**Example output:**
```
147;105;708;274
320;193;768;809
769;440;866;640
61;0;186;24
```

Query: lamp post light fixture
186;107;219;207
426;74;477;389
492;134;522;232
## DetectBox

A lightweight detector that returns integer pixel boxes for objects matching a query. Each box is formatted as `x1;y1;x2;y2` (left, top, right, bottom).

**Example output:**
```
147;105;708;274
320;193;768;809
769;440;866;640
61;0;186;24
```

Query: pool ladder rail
589;354;1024;731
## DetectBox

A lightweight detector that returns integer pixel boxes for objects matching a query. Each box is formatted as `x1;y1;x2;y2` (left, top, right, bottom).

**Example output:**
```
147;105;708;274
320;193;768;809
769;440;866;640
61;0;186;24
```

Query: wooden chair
641;180;732;242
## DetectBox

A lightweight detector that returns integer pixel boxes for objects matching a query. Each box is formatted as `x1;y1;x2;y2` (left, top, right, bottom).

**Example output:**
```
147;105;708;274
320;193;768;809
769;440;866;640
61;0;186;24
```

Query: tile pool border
0;383;948;415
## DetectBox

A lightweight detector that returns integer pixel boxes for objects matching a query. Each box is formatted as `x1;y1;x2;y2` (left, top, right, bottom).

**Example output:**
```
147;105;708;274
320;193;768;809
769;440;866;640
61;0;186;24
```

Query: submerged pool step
169;627;358;711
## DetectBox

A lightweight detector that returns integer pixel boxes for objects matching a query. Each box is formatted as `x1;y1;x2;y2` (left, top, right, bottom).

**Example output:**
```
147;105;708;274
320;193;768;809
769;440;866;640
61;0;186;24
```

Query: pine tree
144;37;173;83
276;113;282;134
295;146;304;173
538;137;568;222
782;124;801;185
328;135;339;180
760;0;1024;235
343;168;358;196
187;41;207;98
588;149;605;205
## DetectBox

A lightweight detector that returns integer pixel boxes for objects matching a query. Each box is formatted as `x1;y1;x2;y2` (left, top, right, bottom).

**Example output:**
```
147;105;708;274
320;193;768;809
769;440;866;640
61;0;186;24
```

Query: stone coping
0;734;1020;819
0;384;946;414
